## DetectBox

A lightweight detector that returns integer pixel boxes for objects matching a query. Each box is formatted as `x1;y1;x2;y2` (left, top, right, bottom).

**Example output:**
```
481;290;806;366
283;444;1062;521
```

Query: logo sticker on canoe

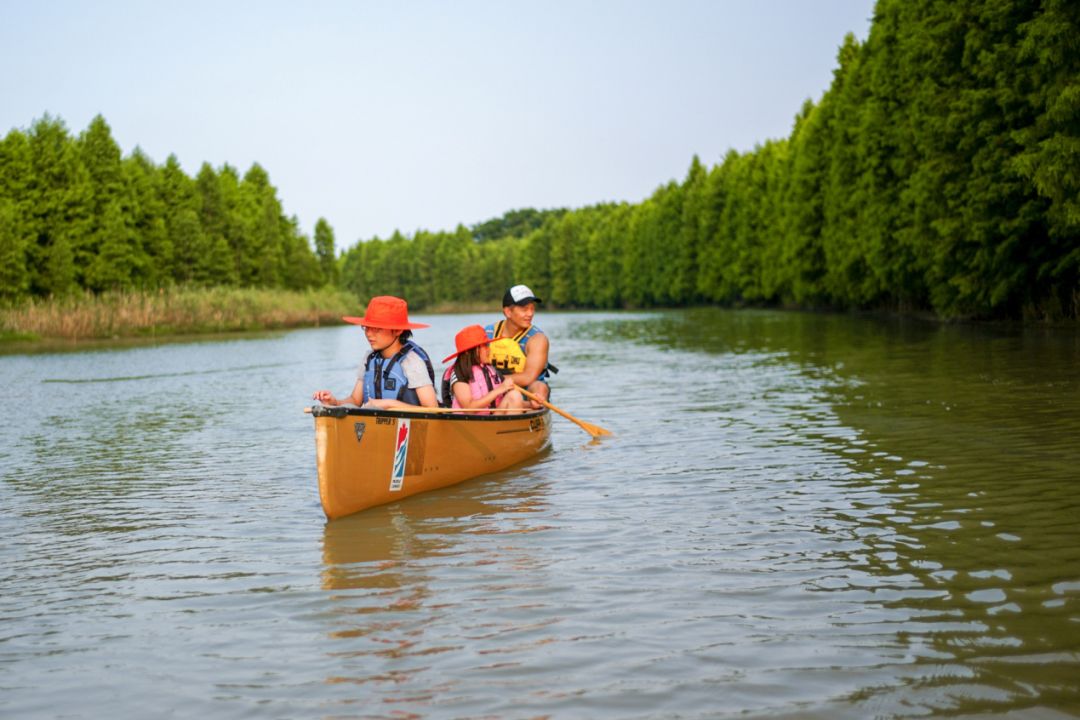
389;419;410;491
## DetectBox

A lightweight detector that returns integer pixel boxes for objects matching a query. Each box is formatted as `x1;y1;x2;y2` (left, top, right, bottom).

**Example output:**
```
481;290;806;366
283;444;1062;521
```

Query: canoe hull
313;406;551;519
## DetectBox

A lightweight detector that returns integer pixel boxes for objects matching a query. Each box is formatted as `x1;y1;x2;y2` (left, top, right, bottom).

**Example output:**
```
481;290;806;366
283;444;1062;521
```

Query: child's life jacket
440;363;503;412
362;340;435;405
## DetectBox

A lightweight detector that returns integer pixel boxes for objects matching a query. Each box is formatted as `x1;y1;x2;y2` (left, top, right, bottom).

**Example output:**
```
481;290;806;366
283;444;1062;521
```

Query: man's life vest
440;363;502;411
362;340;435;405
483;320;557;382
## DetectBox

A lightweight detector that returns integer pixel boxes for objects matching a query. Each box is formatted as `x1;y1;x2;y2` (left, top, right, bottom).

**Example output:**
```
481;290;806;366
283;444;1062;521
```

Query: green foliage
314;217;337;286
24;115;89;297
125;149;172;288
6;0;1077;323
584;203;630;308
0;199;29;301
471;207;567;243
0;116;325;301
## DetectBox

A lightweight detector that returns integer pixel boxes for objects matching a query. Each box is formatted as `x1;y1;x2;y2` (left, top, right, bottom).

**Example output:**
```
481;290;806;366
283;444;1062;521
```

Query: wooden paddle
516;386;611;437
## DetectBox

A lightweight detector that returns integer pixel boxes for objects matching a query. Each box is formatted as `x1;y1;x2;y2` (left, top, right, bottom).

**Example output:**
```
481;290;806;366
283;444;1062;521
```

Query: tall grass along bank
0;286;357;342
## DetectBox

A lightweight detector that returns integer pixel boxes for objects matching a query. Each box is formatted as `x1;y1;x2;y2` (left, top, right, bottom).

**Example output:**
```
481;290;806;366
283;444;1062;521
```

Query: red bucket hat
442;324;494;363
343;296;429;330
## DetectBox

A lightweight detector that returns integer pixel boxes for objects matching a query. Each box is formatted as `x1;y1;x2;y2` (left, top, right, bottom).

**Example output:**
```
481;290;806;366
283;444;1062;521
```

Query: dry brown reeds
0;286;358;342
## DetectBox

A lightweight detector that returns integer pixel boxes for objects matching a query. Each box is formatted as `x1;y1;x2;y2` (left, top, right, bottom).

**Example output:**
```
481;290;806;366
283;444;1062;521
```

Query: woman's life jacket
482;320;556;382
440;363;502;411
362;340;435;405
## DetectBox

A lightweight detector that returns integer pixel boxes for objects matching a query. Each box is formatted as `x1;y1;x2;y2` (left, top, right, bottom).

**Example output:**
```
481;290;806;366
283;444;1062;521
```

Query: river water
2;309;1078;719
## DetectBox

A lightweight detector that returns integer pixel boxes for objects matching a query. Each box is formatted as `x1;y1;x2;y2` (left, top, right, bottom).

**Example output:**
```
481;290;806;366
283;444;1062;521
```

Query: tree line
3;0;1077;321
0;114;337;302
342;0;1078;320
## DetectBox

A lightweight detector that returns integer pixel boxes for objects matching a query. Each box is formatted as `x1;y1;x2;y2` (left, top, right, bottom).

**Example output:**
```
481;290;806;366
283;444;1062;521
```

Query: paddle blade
516;385;611;438
579;420;612;438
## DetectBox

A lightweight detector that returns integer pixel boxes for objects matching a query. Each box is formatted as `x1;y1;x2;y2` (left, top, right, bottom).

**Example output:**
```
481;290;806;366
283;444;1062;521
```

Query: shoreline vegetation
2;287;1072;356
0;288;525;352
3;3;1077;326
0;286;358;346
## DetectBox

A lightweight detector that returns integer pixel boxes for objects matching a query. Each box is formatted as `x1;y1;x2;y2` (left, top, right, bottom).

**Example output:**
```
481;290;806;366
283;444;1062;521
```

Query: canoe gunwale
310;404;549;423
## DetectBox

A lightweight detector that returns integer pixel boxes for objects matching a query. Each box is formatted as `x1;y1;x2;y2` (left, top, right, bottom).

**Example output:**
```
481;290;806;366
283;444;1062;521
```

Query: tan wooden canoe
311;405;551;519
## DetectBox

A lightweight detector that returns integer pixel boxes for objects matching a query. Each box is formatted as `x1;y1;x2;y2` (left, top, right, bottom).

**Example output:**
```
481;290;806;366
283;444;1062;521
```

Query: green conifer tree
77;115;136;289
27;115;89;296
314;217;338;286
0;199;30;301
124;148;171;287
195;163;238;286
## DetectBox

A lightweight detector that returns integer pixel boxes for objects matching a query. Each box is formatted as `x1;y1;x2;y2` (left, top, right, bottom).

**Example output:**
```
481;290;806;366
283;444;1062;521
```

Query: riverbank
4;290;1071;355
0;286;358;345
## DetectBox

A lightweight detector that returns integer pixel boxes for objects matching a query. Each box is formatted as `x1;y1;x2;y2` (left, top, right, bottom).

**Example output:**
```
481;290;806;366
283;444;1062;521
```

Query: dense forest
0;114;336;301
3;0;1078;321
341;0;1079;320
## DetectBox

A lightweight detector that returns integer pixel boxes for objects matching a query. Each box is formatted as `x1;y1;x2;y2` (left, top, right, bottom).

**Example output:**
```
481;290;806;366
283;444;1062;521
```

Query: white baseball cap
502;284;543;307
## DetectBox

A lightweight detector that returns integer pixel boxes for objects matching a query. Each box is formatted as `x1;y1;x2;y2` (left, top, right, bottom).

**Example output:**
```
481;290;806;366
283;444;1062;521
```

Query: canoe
311;405;551;519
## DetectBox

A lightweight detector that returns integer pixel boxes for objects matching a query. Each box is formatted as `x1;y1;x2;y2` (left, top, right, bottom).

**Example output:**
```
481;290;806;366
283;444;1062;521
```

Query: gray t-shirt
399;351;434;389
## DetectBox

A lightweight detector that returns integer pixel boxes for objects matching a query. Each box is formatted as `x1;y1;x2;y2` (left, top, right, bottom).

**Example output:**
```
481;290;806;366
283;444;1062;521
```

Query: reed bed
0;286;358;342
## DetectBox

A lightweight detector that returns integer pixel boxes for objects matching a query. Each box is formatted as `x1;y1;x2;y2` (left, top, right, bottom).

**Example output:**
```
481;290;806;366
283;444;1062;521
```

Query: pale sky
1;1;875;249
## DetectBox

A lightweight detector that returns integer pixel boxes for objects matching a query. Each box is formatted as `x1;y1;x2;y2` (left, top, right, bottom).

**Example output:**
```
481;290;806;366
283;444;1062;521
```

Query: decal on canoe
354;422;366;444
389;418;410;491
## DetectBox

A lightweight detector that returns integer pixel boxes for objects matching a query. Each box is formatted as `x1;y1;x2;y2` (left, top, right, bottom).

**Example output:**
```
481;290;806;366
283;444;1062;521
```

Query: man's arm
506;333;549;387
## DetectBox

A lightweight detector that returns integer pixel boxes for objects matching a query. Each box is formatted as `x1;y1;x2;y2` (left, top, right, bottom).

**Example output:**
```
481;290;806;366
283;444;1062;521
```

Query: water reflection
589;308;1080;714
319;457;553;670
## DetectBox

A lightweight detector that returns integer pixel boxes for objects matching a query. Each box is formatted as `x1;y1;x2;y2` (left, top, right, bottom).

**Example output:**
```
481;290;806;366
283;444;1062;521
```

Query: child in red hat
312;296;439;409
440;325;524;413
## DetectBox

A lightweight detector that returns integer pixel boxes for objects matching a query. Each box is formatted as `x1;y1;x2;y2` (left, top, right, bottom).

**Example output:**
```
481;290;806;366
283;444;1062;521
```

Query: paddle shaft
515;386;611;437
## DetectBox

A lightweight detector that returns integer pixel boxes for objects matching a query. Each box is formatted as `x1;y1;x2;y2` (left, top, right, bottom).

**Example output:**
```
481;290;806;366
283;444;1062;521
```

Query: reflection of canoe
320;466;551;592
311;405;551;519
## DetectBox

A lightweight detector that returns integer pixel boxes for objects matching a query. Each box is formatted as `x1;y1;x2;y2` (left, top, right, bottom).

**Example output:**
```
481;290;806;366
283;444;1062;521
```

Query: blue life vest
362;340;435;405
483;320;555;383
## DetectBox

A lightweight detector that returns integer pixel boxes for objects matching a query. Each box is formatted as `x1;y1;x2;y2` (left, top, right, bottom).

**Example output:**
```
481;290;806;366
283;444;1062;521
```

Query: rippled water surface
2;309;1079;718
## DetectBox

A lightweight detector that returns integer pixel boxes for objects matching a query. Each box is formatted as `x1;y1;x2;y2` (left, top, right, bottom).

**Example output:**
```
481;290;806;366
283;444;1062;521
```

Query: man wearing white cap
484;284;555;409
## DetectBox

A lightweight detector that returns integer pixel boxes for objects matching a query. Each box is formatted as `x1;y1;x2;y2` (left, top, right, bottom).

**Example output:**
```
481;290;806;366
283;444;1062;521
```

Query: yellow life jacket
488;320;530;374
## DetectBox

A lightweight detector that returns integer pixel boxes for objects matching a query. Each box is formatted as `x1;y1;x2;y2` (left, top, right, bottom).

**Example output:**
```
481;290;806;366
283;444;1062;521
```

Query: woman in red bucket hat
439;325;524;414
312;296;439;409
